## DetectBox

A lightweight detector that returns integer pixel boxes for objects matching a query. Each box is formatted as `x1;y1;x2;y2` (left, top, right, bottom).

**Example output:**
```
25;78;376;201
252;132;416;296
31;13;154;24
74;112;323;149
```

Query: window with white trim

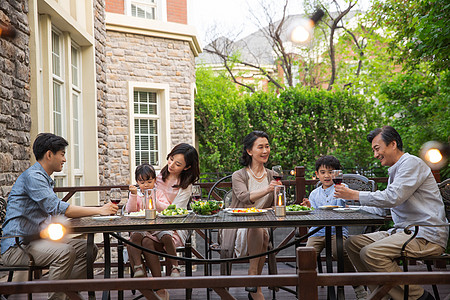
71;45;82;172
52;30;65;137
130;0;157;20
133;91;160;166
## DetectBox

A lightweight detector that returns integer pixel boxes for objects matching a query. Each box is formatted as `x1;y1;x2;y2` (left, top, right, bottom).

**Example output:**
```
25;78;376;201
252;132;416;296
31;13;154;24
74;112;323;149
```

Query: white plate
319;205;341;210
333;207;360;213
92;216;121;221
227;209;267;216
286;209;313;215
125;214;145;218
158;213;189;218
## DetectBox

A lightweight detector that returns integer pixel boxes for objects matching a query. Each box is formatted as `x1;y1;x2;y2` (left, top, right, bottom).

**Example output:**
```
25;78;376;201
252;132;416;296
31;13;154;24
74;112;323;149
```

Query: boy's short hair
315;155;342;171
33;133;68;161
135;163;156;182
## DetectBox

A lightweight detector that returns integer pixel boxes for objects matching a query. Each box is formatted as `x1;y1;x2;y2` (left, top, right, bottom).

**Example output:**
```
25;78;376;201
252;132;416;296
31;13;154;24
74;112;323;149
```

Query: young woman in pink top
135;144;199;300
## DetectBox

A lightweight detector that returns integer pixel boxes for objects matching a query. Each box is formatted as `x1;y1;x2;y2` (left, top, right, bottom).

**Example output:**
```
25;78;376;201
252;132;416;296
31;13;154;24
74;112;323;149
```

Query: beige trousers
3;238;96;300
345;231;444;300
306;235;356;273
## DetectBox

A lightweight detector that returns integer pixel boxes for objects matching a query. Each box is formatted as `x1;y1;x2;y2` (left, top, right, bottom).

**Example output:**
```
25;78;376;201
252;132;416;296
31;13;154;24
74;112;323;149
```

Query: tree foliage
378;70;450;177
370;0;450;73
195;68;383;176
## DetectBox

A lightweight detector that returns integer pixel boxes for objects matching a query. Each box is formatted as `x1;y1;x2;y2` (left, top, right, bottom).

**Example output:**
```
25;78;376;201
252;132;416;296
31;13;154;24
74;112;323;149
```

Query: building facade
0;0;201;205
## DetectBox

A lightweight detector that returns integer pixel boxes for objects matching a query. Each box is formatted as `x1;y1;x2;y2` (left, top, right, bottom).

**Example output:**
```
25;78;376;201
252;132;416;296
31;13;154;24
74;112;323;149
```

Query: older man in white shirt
335;126;448;300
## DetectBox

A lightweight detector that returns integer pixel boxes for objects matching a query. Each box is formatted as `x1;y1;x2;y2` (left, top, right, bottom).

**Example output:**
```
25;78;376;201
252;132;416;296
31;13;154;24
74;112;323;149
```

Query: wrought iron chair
0;197;49;300
314;174;377;274
399;178;450;300
205;174;279;299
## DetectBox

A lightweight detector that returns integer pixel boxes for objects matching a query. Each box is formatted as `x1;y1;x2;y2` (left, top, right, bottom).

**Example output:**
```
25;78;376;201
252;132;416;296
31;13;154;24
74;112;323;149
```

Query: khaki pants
3;238;96;300
306;235;356;273
345;231;444;300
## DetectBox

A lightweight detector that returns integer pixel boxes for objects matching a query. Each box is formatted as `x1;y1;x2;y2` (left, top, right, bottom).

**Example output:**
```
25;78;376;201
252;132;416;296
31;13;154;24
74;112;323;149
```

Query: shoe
170;265;181;277
418;290;435;300
133;264;146;278
155;289;169;300
245;287;257;293
354;285;368;300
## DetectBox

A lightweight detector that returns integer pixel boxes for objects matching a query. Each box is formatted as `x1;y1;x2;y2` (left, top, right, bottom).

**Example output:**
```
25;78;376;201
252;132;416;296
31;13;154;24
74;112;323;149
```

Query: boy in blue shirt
302;155;367;300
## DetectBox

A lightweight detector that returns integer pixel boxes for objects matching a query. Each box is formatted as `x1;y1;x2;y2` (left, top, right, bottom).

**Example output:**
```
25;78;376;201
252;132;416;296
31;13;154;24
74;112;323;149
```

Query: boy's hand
99;202;118;215
334;184;360;200
129;185;138;195
300;198;311;208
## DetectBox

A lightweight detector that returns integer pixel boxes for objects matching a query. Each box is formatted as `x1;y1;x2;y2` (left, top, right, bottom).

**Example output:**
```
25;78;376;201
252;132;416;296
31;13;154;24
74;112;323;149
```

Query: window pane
134;116;159;166
71;47;79;87
52;32;61;77
73;93;80;169
53;82;63;136
134;91;157;115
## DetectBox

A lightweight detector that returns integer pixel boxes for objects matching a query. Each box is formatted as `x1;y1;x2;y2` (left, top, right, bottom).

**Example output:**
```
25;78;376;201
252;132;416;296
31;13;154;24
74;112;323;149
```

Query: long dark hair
160;143;200;189
239;131;270;166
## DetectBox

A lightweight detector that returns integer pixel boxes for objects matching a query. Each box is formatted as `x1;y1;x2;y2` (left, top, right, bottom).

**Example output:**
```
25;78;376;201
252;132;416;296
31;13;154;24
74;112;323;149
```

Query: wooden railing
0;247;448;300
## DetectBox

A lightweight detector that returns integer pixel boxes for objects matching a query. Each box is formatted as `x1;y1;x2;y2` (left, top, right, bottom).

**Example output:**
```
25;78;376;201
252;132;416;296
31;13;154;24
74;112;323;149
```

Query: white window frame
124;0;166;21
51;29;66;138
128;82;171;180
71;43;83;175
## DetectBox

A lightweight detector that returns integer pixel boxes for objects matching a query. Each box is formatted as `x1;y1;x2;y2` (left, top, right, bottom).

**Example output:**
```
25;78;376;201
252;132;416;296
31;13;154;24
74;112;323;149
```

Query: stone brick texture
94;0;112;189
104;30;195;184
167;0;187;24
0;0;31;198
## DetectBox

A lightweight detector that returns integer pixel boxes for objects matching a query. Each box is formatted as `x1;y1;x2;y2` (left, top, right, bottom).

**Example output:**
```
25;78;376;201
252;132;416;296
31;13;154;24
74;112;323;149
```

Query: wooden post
432;170;441;183
295;166;306;204
297;247;318;300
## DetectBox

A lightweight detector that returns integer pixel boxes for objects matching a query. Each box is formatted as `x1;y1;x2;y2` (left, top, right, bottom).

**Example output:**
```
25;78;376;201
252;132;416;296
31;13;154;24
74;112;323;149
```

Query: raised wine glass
192;185;202;201
272;165;283;181
332;170;343;185
109;188;122;216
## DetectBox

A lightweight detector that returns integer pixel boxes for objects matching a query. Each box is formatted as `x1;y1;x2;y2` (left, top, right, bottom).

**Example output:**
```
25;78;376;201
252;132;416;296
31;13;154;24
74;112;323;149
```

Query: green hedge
195;68;383;176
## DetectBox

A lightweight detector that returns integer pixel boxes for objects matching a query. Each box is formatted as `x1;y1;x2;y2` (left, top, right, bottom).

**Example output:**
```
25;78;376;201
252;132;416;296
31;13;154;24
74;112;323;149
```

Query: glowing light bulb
47;223;66;241
291;25;310;43
425;149;443;164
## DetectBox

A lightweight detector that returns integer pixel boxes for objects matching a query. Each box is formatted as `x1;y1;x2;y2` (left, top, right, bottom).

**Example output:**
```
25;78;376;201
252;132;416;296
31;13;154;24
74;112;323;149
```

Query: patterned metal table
70;209;385;300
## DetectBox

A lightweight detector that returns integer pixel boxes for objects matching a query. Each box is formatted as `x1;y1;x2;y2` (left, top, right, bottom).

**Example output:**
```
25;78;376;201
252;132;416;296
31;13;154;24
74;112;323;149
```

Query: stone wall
104;31;195;183
94;0;111;186
0;0;31;198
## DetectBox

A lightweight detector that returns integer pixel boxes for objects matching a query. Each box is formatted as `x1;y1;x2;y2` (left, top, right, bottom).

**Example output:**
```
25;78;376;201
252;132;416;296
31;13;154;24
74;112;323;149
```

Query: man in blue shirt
1;133;118;300
335;126;448;300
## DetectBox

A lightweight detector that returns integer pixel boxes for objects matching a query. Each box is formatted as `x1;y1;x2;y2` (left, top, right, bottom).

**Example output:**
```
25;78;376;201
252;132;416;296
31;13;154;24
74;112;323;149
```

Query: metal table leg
325;226;336;300
336;226;345;300
102;233;111;300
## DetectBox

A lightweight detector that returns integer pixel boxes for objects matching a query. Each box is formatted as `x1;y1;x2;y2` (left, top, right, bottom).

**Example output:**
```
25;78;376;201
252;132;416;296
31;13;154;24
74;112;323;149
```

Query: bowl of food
286;204;314;214
159;204;189;217
190;200;223;216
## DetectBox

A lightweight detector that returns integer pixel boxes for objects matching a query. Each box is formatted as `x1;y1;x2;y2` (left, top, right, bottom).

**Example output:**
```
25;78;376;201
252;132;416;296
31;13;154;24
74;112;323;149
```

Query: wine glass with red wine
109;188;122;215
332;170;343;185
272;165;283;181
192;185;202;201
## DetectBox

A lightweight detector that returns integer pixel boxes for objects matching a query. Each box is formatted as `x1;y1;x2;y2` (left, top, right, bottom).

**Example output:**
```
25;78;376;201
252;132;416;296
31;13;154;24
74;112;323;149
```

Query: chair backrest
207;175;233;208
438;178;450;221
315;173;376;192
0;197;6;237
